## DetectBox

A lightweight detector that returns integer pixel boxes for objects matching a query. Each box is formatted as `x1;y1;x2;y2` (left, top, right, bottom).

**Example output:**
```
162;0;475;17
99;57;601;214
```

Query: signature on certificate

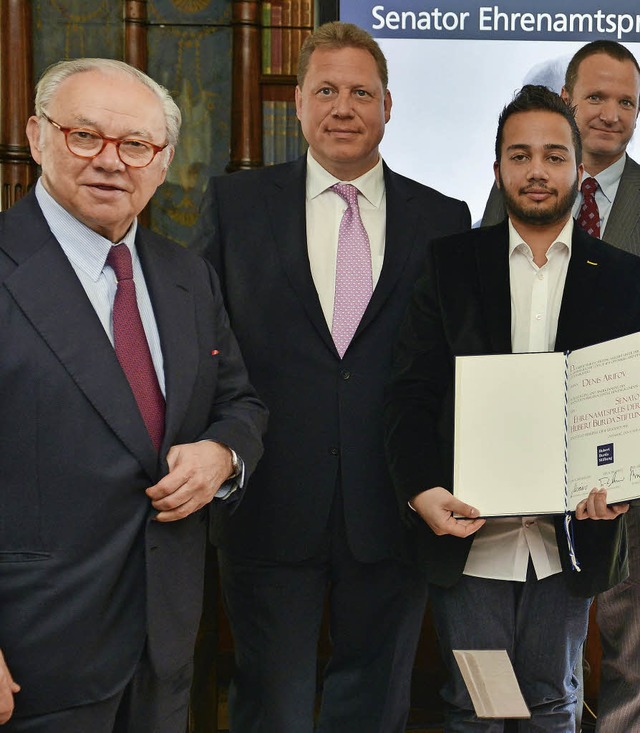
598;469;625;488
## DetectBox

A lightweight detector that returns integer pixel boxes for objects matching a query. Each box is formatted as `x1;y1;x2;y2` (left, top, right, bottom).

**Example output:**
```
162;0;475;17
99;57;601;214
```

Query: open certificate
453;331;640;516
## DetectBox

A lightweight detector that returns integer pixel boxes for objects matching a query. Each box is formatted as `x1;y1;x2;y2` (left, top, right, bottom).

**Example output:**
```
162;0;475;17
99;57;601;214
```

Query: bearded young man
385;85;640;732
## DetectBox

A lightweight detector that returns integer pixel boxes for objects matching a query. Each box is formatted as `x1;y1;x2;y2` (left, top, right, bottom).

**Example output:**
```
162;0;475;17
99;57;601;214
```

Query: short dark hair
495;84;582;165
564;40;640;97
297;21;388;90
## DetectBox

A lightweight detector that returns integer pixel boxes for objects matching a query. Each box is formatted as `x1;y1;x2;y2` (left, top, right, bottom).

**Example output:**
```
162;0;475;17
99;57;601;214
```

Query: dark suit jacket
385;221;640;597
191;156;471;563
481;155;640;256
0;191;266;717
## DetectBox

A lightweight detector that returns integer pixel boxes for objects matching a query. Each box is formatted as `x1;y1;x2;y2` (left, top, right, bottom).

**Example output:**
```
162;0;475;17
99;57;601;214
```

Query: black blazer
192;156;471;563
385;220;640;597
0;191;266;716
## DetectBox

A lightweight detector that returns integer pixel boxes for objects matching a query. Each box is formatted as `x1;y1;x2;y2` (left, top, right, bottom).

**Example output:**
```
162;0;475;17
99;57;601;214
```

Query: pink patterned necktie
331;183;373;358
107;243;165;451
577;177;600;238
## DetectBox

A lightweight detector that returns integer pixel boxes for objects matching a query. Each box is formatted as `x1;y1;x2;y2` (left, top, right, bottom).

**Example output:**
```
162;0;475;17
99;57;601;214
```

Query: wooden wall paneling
123;0;151;228
124;0;148;71
0;0;36;210
228;0;261;171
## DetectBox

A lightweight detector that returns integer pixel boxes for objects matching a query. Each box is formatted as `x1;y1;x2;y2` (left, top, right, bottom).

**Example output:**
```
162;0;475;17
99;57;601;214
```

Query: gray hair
35;58;181;156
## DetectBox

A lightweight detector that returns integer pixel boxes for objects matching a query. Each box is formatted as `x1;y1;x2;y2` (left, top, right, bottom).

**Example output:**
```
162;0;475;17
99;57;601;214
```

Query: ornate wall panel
32;0;122;78
23;0;231;245
147;0;231;244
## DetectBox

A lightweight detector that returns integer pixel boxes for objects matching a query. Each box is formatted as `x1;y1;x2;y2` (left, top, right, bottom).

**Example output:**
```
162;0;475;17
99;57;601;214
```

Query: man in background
386;84;640;732
0;58;266;731
482;41;640;732
192;21;470;733
482;42;640;253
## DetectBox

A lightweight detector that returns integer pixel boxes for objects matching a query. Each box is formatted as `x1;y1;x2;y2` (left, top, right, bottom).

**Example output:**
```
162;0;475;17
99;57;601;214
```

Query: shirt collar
305;150;385;208
508;216;573;260
35;178;138;282
585;154;626;205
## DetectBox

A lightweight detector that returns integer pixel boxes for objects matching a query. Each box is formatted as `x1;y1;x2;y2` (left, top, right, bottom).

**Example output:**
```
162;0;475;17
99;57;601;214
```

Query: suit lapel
602;155;640;256
137;231;199;455
474;223;512;354
354;164;423;338
556;228;606;351
267;157;337;354
1;195;158;478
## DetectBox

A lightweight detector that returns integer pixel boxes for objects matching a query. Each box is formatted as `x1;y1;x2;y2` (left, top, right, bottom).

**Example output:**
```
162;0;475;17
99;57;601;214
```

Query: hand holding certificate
453;331;640;517
410;487;485;537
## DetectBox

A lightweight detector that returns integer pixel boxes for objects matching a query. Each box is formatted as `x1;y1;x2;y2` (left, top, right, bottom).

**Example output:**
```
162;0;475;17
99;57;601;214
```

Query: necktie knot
331;182;360;207
107;243;133;282
581;177;598;196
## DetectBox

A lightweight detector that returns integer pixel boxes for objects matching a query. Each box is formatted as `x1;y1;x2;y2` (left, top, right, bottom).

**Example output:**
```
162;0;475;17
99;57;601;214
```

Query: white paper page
453;650;530;719
454;352;567;516
567;332;640;509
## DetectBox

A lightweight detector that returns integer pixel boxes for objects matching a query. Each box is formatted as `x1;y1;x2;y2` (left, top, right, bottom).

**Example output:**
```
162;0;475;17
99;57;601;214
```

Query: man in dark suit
481;42;640;732
482;41;640;254
385;85;640;731
0;58;266;731
191;21;470;733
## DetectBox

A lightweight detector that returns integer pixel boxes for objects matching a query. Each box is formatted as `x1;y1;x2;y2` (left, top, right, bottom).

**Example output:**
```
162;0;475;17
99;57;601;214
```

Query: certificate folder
454;331;640;517
453;650;530;719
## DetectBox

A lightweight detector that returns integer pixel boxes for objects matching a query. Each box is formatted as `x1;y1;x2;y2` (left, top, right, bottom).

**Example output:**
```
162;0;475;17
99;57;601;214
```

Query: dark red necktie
107;243;165;451
577;177;600;238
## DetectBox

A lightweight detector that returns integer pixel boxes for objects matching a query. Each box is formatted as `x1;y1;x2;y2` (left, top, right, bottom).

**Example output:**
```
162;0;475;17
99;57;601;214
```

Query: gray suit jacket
481;154;640;256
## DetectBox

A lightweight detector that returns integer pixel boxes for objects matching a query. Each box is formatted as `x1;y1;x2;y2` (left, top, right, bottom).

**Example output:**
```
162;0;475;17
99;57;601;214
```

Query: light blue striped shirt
35;179;166;395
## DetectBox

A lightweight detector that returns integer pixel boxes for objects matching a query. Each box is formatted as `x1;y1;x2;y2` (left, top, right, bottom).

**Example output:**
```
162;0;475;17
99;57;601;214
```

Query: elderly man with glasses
0;58;266;733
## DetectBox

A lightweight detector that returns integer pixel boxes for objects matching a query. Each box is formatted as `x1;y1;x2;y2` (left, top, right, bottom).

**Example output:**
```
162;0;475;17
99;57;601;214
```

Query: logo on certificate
597;443;614;466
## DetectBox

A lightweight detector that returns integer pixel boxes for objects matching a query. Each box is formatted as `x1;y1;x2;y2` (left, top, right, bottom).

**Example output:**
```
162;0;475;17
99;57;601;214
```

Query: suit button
340;369;351;380
329;447;339;456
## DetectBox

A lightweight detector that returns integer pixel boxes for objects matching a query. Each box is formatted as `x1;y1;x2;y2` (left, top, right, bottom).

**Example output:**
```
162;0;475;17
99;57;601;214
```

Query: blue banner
341;1;640;42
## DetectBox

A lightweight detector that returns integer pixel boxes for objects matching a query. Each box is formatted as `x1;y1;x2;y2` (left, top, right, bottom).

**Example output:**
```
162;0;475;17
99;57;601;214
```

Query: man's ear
383;89;392;124
294;85;302;121
493;161;501;189
26;116;43;164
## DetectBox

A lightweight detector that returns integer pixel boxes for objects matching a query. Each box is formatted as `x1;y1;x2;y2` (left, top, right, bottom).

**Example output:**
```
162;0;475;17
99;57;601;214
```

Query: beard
500;173;579;227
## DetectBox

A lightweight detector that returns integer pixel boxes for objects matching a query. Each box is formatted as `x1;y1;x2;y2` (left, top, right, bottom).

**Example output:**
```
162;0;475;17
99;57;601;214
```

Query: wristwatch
229;447;241;479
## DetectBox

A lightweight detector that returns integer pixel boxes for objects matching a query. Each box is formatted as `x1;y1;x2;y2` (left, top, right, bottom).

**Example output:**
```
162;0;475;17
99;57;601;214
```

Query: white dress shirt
573;154;626;237
463;217;574;582
305;151;386;328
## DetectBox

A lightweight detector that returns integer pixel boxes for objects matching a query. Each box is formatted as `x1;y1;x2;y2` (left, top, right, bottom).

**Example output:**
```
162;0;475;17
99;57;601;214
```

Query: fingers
0;650;19;725
439;515;486;538
410;487;485;538
575;488;630;520
146;442;233;522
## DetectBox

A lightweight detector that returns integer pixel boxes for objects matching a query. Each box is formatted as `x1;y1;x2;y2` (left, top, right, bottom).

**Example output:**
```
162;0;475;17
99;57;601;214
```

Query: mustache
519;184;557;195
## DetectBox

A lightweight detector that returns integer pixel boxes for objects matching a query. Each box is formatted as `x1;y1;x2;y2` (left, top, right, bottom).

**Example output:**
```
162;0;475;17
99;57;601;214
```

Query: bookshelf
228;0;313;172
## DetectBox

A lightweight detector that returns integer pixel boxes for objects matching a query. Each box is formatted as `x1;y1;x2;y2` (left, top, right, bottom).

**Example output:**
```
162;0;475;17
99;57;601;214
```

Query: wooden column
124;0;148;71
0;0;36;210
228;0;262;171
123;0;149;227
